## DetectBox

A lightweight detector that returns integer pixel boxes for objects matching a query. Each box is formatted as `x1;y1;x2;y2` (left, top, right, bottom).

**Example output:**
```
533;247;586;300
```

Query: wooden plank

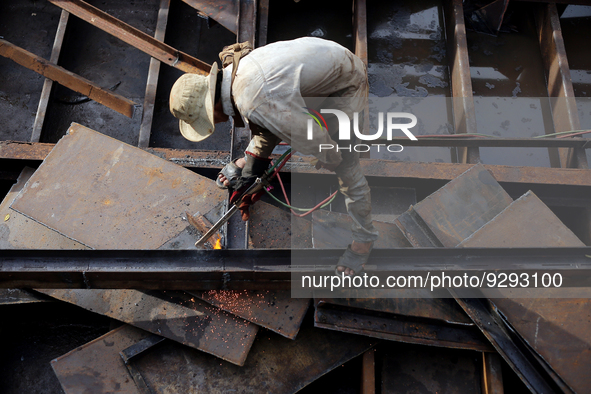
0;39;137;118
444;0;480;164
138;0;170;148
361;350;375;394
536;3;588;169
47;0;210;75
31;10;69;142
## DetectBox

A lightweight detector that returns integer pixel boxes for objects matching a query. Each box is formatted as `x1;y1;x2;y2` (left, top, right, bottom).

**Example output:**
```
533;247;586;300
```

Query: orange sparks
213;238;222;249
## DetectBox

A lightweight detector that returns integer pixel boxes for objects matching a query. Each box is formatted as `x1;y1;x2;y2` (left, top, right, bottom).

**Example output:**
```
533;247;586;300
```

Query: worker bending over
170;37;378;276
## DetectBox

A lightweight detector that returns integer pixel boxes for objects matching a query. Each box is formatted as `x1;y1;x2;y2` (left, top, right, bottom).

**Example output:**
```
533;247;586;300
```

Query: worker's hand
230;184;264;221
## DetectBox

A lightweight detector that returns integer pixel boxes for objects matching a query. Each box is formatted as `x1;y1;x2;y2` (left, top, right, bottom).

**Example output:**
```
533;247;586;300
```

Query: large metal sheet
10;124;226;249
459;191;589;393
37;289;258;366
132;324;376;394
0;167;88;250
459;191;585;247
312;210;412;248
248;201;312;249
409;164;513;247
192;290;309;339
316;297;472;326
51;325;151;394
381;343;482;393
314;301;493;352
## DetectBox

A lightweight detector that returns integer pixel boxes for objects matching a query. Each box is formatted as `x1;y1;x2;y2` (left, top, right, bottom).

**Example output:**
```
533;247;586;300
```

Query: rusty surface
316;297;472;326
536;3;588;169
51;325;151;394
0;38;136;118
312;210;411;249
0;289;51;305
132;323;376;394
181;0;238;34
410;165;513;247
48;0;210;75
444;0;479;164
459;191;589;393
459;191;585;247
314;301;494;353
380;342;482;393
248;201;312;249
0;167;89;250
192;290;309;339
10;124;226;249
37;289;259;366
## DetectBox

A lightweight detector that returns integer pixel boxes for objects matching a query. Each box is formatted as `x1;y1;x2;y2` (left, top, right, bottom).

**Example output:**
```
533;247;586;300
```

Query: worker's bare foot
336;241;373;276
218;157;246;187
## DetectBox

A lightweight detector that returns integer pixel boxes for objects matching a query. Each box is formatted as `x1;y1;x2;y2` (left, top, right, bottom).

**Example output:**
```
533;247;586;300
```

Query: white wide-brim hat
169;62;218;142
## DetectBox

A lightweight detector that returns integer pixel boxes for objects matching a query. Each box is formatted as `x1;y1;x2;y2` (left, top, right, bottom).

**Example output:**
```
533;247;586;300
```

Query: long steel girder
1;247;591;289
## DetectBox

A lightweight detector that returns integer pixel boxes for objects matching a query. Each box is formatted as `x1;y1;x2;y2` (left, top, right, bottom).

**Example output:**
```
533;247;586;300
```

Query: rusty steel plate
459;191;589;393
316;297;472;326
132;323;376;394
459;191;585;247
410;164;513;247
248;201;312;249
312;209;411;248
51;325;152;394
380;342;482;393
37;289;258;366
192;290;310;339
0;289;51;305
314;301;493;352
0;167;88;250
10;124;226;249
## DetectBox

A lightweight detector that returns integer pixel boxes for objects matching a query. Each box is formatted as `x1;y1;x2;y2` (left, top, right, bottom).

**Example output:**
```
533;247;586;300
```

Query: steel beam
47;0;210;75
31;10;69;142
1;247;591;289
257;0;269;47
138;0;170;148
0;39;137;118
536;3;588;169
444;0;480;164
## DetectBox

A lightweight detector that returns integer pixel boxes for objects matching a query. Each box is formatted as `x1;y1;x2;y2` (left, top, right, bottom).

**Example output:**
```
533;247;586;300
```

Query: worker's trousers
246;129;379;244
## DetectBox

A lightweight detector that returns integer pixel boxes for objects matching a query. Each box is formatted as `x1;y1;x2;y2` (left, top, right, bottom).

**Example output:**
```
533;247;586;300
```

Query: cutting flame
213;238;222;249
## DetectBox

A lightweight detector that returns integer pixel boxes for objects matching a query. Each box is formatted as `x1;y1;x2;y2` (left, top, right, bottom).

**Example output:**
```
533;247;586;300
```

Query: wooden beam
47;0;210;75
536;3;588;169
138;0;171;148
3;140;591;187
0;39;137;118
31;10;69;142
444;0;480;164
361;350;376;394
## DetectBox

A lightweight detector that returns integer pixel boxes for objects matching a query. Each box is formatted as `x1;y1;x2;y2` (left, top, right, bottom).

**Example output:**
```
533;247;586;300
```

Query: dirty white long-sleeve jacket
221;37;368;166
